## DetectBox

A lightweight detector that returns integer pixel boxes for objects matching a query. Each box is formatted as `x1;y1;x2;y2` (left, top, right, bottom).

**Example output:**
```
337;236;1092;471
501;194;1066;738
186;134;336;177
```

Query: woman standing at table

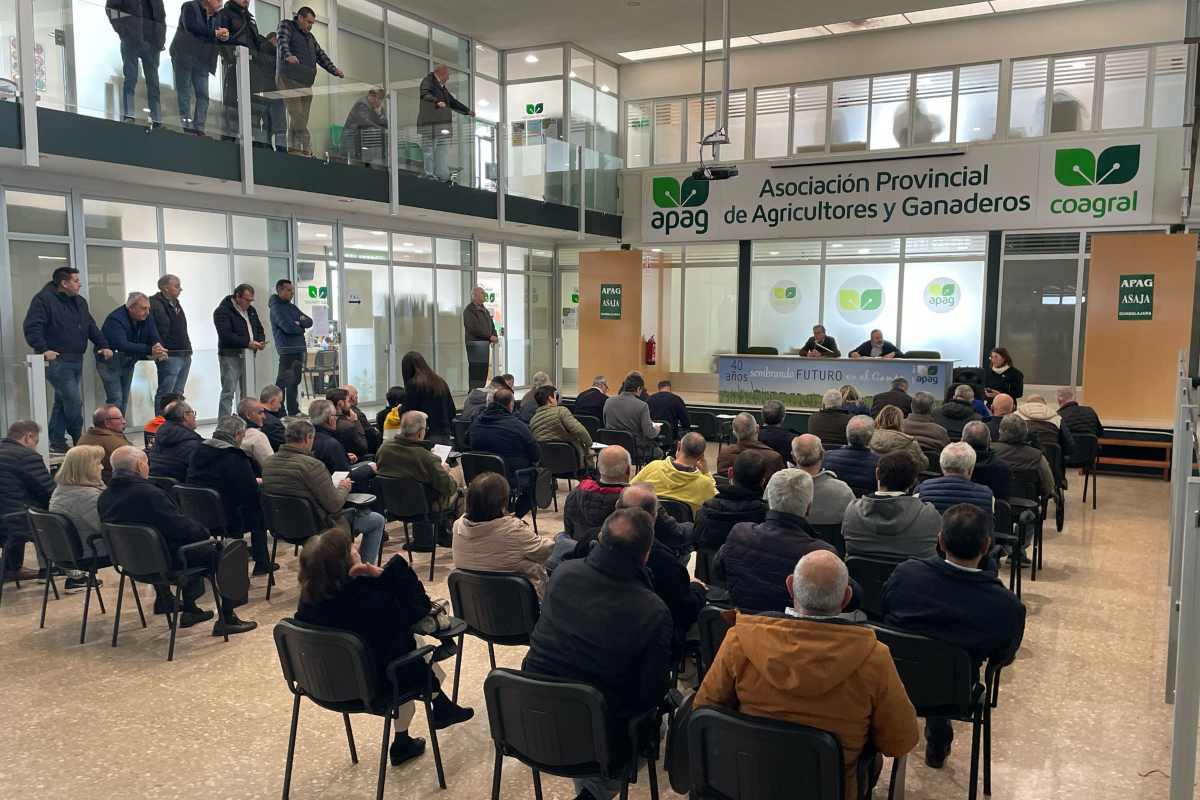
984;346;1024;401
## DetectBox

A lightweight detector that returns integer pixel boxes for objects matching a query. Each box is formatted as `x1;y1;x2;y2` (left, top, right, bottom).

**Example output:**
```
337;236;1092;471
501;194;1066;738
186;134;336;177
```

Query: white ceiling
396;0;1063;61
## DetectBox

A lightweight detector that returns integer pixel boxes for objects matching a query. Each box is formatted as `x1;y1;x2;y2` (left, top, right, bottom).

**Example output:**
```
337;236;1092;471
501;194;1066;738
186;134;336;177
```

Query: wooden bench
1097;437;1172;480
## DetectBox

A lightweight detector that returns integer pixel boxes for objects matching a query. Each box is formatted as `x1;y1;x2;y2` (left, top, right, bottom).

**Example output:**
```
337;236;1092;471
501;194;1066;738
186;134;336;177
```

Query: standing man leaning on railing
105;0;167;127
418;63;474;182
215;0;269;140
276;6;343;157
168;0;229;136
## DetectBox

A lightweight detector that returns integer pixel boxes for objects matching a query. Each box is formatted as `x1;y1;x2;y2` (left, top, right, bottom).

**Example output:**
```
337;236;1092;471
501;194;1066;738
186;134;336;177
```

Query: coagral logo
1050;144;1141;219
524;102;544;115
836;276;884;325
923;278;960;314
650;176;710;235
768;281;799;313
306;285;328;299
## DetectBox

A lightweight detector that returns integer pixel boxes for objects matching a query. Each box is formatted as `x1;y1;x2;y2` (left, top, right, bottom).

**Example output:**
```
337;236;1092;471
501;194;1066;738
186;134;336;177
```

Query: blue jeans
352;510;385;565
45;358;84;448
172;58;210;132
422;125;449;180
120;39;161;123
154;354;191;414
97;357;136;416
218;353;245;419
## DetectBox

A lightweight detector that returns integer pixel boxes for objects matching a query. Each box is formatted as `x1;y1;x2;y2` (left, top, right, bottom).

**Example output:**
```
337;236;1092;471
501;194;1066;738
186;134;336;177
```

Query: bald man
986;393;1014;441
463;286;497;389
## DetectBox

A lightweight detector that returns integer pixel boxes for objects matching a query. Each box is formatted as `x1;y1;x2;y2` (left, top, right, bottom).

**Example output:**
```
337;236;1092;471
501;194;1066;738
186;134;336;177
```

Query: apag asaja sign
599;283;623;320
641;135;1158;242
1117;273;1155;321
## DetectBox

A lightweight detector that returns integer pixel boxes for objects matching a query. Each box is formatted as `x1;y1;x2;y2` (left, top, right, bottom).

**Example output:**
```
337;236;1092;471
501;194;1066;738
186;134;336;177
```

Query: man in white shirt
237;397;274;468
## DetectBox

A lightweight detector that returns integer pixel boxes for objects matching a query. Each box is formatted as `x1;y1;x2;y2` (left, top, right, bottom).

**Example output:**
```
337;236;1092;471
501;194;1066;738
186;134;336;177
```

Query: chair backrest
869;625;976;717
261;493;322;545
142;430;157;452
809;523;846;558
576;414;601;441
846;556;904;620
695;546;722;586
27;508;85;567
659;498;694;525
539;441;581;476
697;605;733;679
174;484;228;533
448;569;540;643
460;451;508;484
273;618;378;709
1010;468;1041;502
687;706;844;800
652;419;675;444
314;349;338;369
922;451;943;475
690;411;719;441
1041;441;1064;484
147;475;178;496
452;416;472;450
483;668;614;776
902;350;940;359
1071;433;1098;467
993;498;1013;535
101;522;172;580
596;428;638;461
714;473;731;492
744;346;779;356
373;474;432;523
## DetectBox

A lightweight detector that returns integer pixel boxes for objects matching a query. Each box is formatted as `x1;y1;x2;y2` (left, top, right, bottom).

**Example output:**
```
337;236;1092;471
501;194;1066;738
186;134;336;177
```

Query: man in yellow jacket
631;431;716;516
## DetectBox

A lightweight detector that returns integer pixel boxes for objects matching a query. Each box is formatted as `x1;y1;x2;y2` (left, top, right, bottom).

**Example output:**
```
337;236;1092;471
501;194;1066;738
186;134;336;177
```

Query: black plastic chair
1041;441;1066;531
452;415;472;451
696;605;733;683
660;498;694;525
743;346;779;356
273;619;447;799
261;493;321;600
810;523;847;558
483;668;660;800
713;473;731;492
690;411;720;443
922;451;943;476
902;350;941;359
101;522;223;661
990;499;1023;598
871;625;1005;800
1009;469;1044;580
460;452;545;535
576;414;602;442
597;428;643;470
147;475;179;496
447;569;540;703
846;555;905;621
538;441;584;511
1069;433;1099;509
27;509;109;643
374;475;450;580
175;484;230;538
0;509;36;607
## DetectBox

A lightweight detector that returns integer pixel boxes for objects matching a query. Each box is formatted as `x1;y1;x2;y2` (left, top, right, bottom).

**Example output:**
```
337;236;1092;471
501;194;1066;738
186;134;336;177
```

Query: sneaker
430;699;474;730
178;608;214;628
213;614;257;636
388;734;426;767
49;443;69;455
252;562;280;576
63;574;92;593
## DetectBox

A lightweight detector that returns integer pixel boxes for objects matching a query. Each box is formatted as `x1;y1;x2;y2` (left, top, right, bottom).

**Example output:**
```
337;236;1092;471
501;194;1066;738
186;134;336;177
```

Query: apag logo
836;276;884;325
1050;144;1142;220
524;102;544;115
650;176;710;236
768;281;799;314
307;285;328;300
923;278;960;314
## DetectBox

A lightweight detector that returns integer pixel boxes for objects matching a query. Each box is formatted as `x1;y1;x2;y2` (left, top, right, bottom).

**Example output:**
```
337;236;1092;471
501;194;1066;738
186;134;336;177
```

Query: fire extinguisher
644;335;657;366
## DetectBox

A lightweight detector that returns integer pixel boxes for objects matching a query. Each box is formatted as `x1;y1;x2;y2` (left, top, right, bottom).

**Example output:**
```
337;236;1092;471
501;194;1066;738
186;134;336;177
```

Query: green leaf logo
859;289;882;310
570;292;579;304
1055;148;1095;186
524;102;544;115
678;176;709;207
942;283;955;297
652;176;681;208
307;285;317;298
1096;144;1139;185
485;291;496;302
838;289;860;311
927;365;938;376
318;287;328;299
1055;144;1141;186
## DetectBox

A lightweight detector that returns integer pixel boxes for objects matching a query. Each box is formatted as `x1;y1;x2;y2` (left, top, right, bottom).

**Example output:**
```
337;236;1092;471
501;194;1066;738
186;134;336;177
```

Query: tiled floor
0;454;1176;800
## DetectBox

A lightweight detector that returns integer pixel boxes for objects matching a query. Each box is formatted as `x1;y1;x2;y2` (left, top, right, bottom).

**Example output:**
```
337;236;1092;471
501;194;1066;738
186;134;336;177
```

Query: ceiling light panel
904;2;994;23
750;26;831;43
825;14;909;33
618;44;692;61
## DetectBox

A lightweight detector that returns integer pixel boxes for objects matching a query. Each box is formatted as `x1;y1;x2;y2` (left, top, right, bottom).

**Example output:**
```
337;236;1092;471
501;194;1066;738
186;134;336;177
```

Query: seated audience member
882;504;1025;768
992;415;1056;499
462;376;504;422
632;431;717;516
870;377;913;417
798;323;840;358
901;391;950;455
842;452;941;561
469;387;541;519
326;387;369;459
757;400;794;465
148;401;203;482
933;384;982;441
259;385;287;451
186;415;273;575
77;404;132;483
262;418;385;565
849;329;900;359
237;397;274;469
99;446;254;634
646;380;690;441
296;527;474;769
986;393;1015;441
603;372;663;464
0;420;53;580
452;472;554;598
697;550;919;800
917;442;994;522
717;412;785;479
869;405;928;473
694;450;769;550
1017;393;1075;461
400;351;458;446
309;399;378;490
376;385;406;436
144;392;183;436
47;444;107;590
1056;387;1104;440
962;421;1011;501
822;415;881;497
808;389;852;449
518;371;552;423
343;384;382;455
718;469;837;612
840;384;870;416
523;508;672;800
530;384;594;470
791;434;854;526
572;375;609;422
376;410;461;515
617;484;707;650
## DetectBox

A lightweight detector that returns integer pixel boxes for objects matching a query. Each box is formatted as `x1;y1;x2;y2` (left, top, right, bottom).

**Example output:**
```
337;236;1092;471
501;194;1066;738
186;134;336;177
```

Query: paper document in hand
431;444;452;464
331;471;350;486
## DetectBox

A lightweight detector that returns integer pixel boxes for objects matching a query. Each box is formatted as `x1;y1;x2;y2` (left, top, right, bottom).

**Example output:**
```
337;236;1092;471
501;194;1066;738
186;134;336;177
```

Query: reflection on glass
626;100;652;167
528;274;553;386
955;63;999;143
899;260;985;365
792;84;827;154
869;74;911;150
506;273;527;386
435;269;471;395
1101;49;1148;130
343;263;389;404
297;222;336;256
83;200;158;242
232;216;289;251
682;267;737;373
1152;45;1188;128
831;79;869;151
164;208;227;248
392;265;435;380
998;258;1078;386
653;99;683;164
559;273;579;394
1050;55;1095;133
749;263;821;356
7;191;69;236
913;71;952;145
1009;58;1048;138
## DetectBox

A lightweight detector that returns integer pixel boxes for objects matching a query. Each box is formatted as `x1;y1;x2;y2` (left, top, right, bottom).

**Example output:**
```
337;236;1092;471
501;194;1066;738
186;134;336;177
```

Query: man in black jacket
694;450;769;551
418;63;473;181
1056;387;1104;439
215;0;269;139
308;399;376;491
0;421;54;580
169;0;228;134
276;6;343;155
572;375;609;422
326;387;369;459
524;507;672;800
342;384;380;454
100;445;255;635
870;377;912;417
882;503;1025;768
933;384;982;441
646;380;689;445
962;421;1011;502
149;274;193;415
213;283;266;419
807;389;851;450
757;399;794;464
259;384;286;450
469;388;540;518
849;329;899;359
149;401;204;482
23;267;113;452
462;286;497;389
105;0;167;125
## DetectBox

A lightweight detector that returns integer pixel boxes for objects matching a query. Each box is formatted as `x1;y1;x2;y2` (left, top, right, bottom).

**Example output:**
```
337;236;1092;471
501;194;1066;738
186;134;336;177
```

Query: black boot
389;732;426;766
430;692;474;729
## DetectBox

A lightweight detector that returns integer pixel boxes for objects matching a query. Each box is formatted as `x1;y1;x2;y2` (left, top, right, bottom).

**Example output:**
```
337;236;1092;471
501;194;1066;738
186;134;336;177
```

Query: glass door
475;271;505;380
296;221;340;410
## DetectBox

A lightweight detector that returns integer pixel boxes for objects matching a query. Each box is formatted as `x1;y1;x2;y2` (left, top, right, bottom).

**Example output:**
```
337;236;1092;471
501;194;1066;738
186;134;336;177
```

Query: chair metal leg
647;755;660;800
491;744;503;800
887;754;907;800
375;712;392;800
131;578;147;628
0;562;7;607
487;640;497;670
402;522;413;564
39;562;52;629
532;768;544;800
424;681;447;789
210;577;228;643
1082;469;1089;504
79;571;95;644
343;713;358;763
983;695;993;796
266;539;279;601
166;580;183;662
48;572;60;600
451;632;466;704
429;536;436;582
968;710;982;800
111;573;126;647
619;780;630;800
95;570;107;614
282;694;301;800
530;504;538;536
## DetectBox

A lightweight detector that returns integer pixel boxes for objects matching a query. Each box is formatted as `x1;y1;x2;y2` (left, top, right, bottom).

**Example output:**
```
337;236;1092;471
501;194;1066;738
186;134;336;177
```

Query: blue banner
717;355;952;408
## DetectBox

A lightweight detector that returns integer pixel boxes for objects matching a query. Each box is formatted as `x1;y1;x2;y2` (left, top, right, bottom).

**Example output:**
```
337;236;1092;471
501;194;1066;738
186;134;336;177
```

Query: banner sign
642;135;1157;242
717;355;951;409
1117;273;1155;320
600;283;623;320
